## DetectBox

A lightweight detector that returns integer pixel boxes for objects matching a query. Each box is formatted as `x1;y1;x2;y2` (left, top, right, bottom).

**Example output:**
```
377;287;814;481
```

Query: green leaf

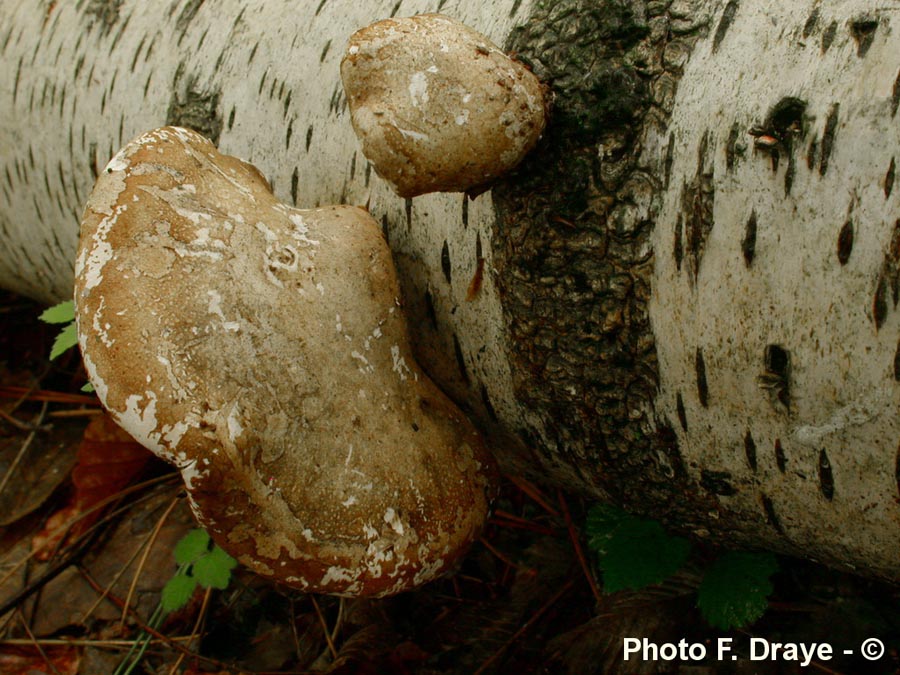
599;518;691;593
161;573;198;612
49;322;78;360
193;545;237;590
585;503;630;554
586;503;691;592
39;300;75;324
697;551;778;630
173;529;211;565
81;382;95;393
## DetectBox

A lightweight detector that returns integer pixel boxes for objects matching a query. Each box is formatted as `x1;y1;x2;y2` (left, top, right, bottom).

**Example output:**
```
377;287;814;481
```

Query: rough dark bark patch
700;469;736;496
175;0;205;36
673;213;684;270
440;240;452;285
725;122;740;172
818;449;835;501
744;430;757;471
821;21;837;52
492;0;716;521
892;69;900;117
896;441;900;498
885;157;896;199
802;6;819;38
711;0;739;53
761;344;790;410
675;391;687;431
682;132;715;283
819;103;839;176
742;210;757;266
761;493;784;534
82;0;123;36
849;18;878;58
874;220;900;329
837;219;853;265
165;65;222;144
695;347;709;407
774;438;786;473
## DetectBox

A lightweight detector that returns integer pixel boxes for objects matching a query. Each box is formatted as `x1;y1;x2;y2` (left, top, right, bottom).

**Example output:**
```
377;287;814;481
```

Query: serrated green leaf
599;518;691;593
49;322;78;360
193;546;236;590
585;503;631;554
697;551;778;630
161;573;198;612
81;382;95;393
173;529;211;565
39;300;75;324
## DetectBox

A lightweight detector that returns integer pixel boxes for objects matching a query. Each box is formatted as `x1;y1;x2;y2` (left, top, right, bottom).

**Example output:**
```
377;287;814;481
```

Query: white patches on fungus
78;203;127;291
384;507;405;535
321;565;358;586
227;405;244;442
390;345;412;381
351;350;374;373
408;71;429;107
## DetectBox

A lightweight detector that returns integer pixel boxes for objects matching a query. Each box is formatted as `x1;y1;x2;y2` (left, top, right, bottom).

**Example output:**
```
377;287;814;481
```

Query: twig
491;510;558;537
472;579;575;675
0;386;98;406
17;608;62;675
0;636;200;647
119;496;180;630
0;407;51;431
47;409;103;418
0;401;48;498
79;568;233;672
557;490;602;603
0;475;179;617
310;595;338;661
79;518;167;624
506;474;559;517
167;586;212;675
479;536;520;571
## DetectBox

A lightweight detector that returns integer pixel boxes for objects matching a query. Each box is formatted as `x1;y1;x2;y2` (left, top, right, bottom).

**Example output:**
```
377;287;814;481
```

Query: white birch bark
3;0;900;582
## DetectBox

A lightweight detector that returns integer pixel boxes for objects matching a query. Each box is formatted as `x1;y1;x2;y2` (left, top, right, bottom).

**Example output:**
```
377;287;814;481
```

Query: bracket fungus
73;127;496;597
341;13;547;198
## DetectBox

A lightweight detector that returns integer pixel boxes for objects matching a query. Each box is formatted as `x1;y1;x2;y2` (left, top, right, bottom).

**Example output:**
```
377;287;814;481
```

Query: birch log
3;0;900;582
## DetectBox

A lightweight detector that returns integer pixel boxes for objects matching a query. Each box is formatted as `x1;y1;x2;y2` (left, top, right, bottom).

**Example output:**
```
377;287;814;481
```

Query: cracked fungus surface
74;126;495;596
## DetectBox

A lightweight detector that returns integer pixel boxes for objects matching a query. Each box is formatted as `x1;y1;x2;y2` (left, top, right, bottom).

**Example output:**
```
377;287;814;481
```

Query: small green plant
113;529;237;675
586;503;778;630
162;528;238;611
38;300;94;392
586;503;690;592
696;550;778;630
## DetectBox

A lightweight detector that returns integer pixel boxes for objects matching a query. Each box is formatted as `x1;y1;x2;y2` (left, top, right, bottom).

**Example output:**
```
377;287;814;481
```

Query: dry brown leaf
32;412;151;560
0;645;80;675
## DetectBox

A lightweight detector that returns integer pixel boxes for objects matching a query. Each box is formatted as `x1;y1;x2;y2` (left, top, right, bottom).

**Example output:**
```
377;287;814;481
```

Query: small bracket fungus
74;126;496;597
341;13;547;198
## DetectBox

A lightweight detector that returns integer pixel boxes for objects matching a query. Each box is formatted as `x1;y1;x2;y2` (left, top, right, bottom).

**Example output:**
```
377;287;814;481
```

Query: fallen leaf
0;418;82;527
32;412;152;560
0;645;79;675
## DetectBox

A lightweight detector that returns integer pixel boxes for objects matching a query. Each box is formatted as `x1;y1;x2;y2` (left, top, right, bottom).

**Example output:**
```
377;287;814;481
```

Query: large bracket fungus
341;13;547;198
73;127;496;597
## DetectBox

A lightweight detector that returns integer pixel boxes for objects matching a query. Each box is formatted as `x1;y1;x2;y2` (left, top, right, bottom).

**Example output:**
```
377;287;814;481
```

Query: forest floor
1;290;899;675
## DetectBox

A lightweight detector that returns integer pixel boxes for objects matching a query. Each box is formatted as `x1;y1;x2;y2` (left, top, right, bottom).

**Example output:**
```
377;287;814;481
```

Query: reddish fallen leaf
0;645;79;675
32;412;152;560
